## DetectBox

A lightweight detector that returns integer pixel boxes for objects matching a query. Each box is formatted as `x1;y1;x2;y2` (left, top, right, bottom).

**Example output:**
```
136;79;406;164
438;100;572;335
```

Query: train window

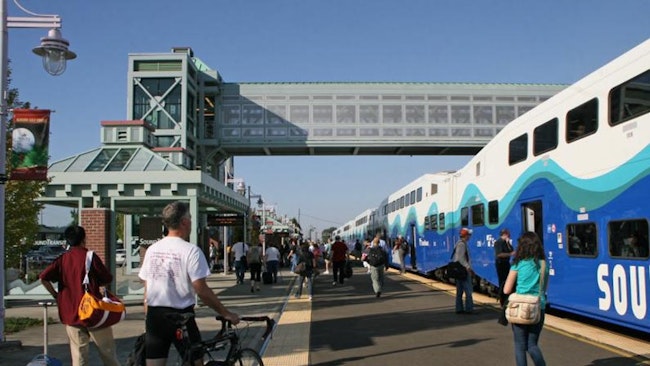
488;200;499;224
410;191;416;205
471;204;485;226
400;196;405;209
566;98;598;143
438;213;445;230
416;187;422;202
609;69;650;126
431;184;438;195
431;214;438;231
533;118;558;156
608;219;649;259
508;133;528;165
566;223;598;257
424;215;430;230
461;207;469;226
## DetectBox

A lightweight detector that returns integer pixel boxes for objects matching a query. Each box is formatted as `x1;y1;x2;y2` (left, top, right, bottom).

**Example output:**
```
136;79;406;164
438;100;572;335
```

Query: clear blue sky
10;1;649;235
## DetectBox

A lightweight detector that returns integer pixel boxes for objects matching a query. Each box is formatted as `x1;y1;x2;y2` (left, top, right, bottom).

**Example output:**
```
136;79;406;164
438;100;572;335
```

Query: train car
342;38;650;333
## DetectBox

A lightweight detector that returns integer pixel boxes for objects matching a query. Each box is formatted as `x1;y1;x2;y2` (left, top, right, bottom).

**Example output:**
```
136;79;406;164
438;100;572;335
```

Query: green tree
4;62;47;268
321;226;337;242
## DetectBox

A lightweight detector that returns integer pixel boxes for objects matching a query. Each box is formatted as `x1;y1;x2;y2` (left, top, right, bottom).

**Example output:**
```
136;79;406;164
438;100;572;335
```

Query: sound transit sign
208;213;244;227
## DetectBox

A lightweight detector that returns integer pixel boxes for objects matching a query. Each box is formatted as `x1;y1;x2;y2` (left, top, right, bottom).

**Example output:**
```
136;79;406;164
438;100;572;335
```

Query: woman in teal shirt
504;232;549;366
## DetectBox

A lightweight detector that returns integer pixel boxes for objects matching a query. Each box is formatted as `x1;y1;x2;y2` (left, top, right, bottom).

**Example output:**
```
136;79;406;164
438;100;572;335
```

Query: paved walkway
2;265;649;365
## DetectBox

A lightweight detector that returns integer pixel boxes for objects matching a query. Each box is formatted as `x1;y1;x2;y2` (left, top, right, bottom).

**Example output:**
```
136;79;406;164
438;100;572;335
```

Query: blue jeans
235;260;246;283
512;312;546;366
266;260;279;283
455;274;473;312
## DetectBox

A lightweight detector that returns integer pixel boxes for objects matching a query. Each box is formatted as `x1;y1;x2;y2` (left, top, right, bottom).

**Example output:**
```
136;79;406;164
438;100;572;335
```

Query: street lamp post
0;0;75;343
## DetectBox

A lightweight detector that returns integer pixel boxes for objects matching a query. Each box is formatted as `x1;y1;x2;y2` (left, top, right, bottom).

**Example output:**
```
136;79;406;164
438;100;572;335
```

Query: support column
80;208;112;268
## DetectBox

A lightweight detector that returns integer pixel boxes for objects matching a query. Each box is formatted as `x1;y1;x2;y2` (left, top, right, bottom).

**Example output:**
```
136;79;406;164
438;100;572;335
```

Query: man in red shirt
330;235;349;285
40;225;120;366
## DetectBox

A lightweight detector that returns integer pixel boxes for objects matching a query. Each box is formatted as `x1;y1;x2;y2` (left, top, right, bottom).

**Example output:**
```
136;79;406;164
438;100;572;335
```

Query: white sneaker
323;271;330;275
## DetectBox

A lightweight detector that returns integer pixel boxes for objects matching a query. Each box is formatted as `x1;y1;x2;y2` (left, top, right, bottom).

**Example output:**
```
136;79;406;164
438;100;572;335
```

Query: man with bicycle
139;201;240;365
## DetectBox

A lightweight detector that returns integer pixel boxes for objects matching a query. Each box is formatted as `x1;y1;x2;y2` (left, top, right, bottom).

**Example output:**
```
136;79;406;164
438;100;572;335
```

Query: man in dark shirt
494;228;514;307
330;235;349;285
40;225;120;366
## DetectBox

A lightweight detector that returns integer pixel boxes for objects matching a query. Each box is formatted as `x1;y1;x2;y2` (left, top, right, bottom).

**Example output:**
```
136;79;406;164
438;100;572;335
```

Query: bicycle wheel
232;347;264;366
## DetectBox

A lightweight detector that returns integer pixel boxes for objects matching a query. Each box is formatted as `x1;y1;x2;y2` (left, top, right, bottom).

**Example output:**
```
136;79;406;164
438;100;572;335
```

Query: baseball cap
460;228;473;237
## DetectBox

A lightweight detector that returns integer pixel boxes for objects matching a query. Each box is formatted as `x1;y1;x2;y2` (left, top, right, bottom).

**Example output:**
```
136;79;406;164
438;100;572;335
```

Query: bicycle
166;312;275;366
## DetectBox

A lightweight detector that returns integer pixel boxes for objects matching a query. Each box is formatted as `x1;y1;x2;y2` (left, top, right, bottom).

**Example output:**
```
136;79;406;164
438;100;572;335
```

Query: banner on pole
11;109;50;181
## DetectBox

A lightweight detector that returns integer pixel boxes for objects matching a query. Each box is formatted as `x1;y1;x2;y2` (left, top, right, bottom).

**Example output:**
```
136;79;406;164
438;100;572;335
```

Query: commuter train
335;38;650;334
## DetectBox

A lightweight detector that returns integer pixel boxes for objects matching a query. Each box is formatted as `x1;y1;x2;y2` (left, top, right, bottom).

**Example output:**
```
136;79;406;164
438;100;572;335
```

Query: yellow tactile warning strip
263;295;312;366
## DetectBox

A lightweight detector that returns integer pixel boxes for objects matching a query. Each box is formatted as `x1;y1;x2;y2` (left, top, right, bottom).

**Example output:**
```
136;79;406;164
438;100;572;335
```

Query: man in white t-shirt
264;244;281;283
139;201;239;365
231;241;249;284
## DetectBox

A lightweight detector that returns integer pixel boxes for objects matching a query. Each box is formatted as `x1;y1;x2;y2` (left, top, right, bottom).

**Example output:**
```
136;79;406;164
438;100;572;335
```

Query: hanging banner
11;109;50;181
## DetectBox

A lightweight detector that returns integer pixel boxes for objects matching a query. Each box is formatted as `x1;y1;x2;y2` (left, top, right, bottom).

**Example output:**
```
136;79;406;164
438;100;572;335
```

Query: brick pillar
80;208;111;266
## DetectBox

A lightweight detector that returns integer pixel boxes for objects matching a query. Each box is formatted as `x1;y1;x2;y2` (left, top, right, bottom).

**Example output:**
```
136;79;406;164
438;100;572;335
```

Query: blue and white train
336;39;650;334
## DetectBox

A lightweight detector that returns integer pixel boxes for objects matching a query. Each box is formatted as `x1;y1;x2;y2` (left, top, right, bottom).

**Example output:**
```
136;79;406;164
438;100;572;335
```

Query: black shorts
145;305;203;362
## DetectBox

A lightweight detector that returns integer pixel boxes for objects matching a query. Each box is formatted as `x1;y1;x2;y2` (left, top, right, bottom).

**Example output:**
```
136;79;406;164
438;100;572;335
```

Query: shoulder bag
78;251;126;329
505;260;546;325
445;244;468;280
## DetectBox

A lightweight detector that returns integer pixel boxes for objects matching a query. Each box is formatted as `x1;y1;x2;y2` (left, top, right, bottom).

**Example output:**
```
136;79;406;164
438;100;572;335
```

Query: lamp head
32;29;76;76
256;197;264;208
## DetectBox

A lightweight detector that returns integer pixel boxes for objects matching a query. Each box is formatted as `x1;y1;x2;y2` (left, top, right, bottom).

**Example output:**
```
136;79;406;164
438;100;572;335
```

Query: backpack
247;246;261;264
125;332;146;366
366;247;385;267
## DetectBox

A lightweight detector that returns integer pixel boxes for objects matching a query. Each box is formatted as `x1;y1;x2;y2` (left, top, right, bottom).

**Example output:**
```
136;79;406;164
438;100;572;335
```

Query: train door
409;223;417;270
521;200;544;243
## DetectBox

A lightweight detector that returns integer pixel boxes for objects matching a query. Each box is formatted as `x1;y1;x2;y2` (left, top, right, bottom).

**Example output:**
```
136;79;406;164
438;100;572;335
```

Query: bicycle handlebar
215;315;275;340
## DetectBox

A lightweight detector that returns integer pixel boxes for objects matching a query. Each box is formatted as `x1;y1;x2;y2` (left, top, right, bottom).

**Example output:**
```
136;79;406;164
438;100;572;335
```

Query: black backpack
366;247;385;267
125;332;146;366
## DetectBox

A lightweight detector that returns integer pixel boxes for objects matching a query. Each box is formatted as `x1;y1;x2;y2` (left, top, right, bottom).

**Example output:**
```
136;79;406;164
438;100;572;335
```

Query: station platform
2;262;649;365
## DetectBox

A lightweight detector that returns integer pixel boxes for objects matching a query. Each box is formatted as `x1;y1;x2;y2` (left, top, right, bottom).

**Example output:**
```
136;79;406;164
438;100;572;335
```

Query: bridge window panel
475;128;495;137
221;128;240;139
461;207;469;226
383;105;403;123
496;96;515;101
473;105;494;124
266;105;287;125
451;128;471;137
289;95;309;100
471;203;485;227
336;105;356;123
428;105;449;124
609;69;650;126
431;214;438;231
428;95;448;101
533;118;558;156
451;105;471;124
289;127;308;137
313;95;332;100
242;128;264;137
518;96;537;102
496;106;516;125
405;128;426;137
383;128;403;136
313;105;333;123
266;128;287;137
222;95;240;101
336;128;356;136
360;105;379;123
566;222;598;257
417;187;422;202
222;105;241;125
518;105;536;117
429;128;449;136
289;105;310;123
566;98;598;143
508;133;528;165
439;213;445;230
406;95;425;100
405;105;425;123
336;95;356;100
267;95;286;101
608;219;649;258
488;200;499;224
360;95;379;100
473;96;493;101
313;128;333;136
242;105;264;125
360;128;379;136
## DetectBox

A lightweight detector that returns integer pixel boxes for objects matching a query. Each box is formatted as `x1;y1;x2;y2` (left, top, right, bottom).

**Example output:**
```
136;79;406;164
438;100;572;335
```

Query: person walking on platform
247;243;263;292
366;238;388;297
295;241;317;300
494;228;514;307
504;231;549;366
395;235;408;274
139;201;239;365
331;235;348;285
453;228;474;314
232;241;249;284
39;225;120;366
264;244;281;283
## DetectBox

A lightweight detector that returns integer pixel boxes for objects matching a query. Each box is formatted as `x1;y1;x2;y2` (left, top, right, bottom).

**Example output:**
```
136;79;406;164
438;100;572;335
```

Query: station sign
208;213;244;227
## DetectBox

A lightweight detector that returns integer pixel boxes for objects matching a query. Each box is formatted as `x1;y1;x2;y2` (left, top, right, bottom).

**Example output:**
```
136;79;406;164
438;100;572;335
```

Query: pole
0;0;9;342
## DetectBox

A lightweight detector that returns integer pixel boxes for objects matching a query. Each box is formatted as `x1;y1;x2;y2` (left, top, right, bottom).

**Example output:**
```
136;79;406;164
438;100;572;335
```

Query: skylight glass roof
49;146;183;173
